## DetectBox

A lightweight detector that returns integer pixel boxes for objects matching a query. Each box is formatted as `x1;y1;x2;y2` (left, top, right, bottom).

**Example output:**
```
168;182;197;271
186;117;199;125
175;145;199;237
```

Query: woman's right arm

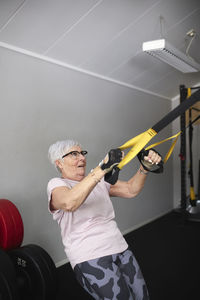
50;148;123;212
50;166;105;212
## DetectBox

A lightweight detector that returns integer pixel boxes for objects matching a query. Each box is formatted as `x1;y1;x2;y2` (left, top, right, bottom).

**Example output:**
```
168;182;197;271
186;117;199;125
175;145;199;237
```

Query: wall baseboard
55;209;172;268
122;209;172;236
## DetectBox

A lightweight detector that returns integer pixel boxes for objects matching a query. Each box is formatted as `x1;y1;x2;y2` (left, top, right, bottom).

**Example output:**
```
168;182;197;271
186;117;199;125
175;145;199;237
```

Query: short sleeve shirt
47;177;128;269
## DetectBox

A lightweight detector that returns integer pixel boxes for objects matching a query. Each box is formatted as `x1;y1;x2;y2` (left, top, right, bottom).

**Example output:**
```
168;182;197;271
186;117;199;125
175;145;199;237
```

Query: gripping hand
100;149;122;174
137;148;163;173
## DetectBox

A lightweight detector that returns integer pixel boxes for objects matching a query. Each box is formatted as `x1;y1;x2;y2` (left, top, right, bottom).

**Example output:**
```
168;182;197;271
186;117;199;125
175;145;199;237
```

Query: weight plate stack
8;244;58;300
0;248;19;300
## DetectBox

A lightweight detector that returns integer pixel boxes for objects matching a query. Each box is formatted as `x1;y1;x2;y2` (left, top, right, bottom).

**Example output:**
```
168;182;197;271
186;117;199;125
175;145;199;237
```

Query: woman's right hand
100;149;123;174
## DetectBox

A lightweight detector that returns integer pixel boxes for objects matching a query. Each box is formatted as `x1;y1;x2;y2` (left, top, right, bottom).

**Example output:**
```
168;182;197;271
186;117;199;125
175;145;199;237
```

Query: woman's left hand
144;149;162;165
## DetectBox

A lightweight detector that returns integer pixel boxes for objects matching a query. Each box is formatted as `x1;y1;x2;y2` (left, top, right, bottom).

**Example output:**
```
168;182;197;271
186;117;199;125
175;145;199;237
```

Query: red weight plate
8;200;24;250
0;199;24;250
0;201;13;249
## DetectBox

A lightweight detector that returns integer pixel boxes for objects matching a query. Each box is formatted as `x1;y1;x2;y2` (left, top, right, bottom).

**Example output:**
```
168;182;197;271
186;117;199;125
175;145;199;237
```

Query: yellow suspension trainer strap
105;88;200;184
117;128;157;169
145;131;181;164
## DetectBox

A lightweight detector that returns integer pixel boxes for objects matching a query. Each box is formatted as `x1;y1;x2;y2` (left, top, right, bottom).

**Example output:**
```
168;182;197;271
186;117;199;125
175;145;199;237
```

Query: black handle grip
137;149;164;173
104;167;120;185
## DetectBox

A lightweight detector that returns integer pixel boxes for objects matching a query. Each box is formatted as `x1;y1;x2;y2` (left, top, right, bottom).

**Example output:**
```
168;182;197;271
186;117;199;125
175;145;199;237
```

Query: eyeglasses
62;150;88;159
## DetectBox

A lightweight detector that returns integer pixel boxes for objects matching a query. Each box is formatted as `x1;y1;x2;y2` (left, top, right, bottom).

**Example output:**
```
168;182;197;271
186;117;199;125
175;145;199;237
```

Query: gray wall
0;46;173;265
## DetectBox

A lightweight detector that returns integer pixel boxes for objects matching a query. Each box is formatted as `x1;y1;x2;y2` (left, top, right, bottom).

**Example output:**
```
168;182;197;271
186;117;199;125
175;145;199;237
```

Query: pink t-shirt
47;177;128;269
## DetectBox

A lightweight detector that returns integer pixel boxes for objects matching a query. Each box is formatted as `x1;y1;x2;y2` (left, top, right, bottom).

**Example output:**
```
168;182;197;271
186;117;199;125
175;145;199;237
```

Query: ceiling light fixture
142;38;200;73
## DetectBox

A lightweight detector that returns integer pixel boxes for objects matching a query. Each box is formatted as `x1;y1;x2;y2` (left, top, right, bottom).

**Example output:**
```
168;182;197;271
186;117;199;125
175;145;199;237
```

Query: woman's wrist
90;166;106;183
139;166;148;175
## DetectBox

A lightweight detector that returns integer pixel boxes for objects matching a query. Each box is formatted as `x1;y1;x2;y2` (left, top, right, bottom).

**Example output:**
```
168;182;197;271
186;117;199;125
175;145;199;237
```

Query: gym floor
56;210;200;300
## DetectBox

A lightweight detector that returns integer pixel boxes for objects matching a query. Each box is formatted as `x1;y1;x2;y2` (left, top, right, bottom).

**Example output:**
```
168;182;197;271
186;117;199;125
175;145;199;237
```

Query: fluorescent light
142;39;200;73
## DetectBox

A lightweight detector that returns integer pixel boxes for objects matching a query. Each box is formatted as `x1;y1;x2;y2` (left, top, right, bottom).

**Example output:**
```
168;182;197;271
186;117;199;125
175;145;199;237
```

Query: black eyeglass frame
62;150;88;159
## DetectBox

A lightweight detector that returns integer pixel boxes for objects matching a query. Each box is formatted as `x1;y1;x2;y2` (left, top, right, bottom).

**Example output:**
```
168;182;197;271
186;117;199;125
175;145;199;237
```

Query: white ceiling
0;0;200;100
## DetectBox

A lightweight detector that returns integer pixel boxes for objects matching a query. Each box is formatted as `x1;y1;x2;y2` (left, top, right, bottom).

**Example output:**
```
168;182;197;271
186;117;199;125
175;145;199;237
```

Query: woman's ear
55;159;63;170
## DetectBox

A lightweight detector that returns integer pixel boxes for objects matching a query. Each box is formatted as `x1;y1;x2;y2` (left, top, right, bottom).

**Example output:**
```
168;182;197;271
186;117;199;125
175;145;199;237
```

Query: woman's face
56;146;87;181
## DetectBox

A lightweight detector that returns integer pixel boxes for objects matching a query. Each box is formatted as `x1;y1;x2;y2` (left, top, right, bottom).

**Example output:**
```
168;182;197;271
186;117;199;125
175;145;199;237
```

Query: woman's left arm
109;150;161;198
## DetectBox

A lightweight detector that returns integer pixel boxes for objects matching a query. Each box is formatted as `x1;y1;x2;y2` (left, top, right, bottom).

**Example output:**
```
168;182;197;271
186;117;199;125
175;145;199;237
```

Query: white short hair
48;139;82;167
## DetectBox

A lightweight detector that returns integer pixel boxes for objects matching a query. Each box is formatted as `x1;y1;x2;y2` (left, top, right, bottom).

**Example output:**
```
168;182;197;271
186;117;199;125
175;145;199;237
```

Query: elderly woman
47;139;161;300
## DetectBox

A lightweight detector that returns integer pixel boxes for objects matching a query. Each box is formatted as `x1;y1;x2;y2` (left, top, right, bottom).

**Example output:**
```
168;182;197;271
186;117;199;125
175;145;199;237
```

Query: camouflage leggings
74;248;149;300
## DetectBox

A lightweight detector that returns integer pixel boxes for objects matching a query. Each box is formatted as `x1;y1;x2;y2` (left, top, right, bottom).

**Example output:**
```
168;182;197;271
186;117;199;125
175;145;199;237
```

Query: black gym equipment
186;106;200;216
179;85;200;221
0;244;58;300
0;248;19;300
186;160;200;220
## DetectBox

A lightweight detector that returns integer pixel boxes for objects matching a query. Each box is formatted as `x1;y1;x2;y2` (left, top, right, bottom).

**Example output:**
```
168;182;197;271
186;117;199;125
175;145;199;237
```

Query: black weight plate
25;245;57;292
0;248;19;300
22;245;57;300
8;246;47;300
